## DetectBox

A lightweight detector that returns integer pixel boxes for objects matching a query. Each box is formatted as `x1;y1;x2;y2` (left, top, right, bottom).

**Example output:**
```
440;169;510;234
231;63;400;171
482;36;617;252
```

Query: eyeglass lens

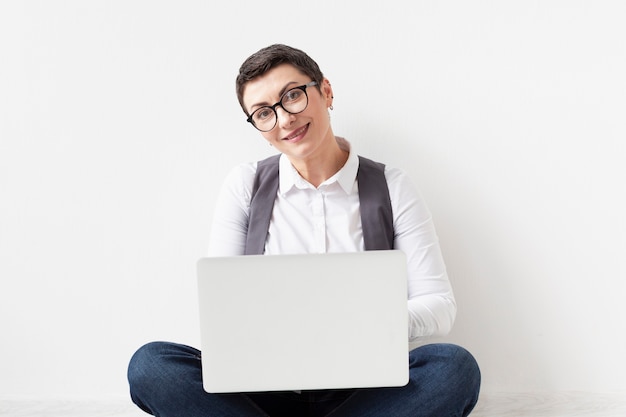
250;86;310;132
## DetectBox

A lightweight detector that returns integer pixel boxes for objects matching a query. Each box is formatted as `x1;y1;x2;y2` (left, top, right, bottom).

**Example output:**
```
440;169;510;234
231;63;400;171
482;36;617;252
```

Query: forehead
242;64;308;110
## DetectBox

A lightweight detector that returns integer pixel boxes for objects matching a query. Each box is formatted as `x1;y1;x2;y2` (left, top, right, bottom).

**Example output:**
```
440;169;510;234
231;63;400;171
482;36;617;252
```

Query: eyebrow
248;81;301;113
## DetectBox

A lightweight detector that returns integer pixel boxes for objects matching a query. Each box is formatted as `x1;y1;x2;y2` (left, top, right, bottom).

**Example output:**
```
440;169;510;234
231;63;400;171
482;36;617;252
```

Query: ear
321;78;334;108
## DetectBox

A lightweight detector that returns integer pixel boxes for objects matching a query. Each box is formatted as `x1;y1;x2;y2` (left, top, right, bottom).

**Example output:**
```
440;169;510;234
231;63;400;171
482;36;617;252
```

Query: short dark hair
235;44;324;115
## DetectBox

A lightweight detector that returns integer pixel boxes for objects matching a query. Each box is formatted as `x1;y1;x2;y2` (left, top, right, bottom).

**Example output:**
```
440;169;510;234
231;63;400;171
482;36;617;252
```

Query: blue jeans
128;341;480;417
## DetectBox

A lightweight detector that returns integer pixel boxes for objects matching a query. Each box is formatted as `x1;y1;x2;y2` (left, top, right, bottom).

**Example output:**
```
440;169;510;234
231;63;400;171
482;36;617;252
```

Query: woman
128;44;481;417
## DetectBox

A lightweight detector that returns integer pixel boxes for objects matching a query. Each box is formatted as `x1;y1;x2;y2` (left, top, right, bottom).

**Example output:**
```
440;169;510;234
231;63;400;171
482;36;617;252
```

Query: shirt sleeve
207;163;256;257
385;167;457;344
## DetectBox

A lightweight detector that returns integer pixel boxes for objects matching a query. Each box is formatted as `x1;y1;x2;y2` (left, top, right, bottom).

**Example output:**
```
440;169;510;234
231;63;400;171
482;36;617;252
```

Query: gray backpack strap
357;156;394;250
244;154;281;255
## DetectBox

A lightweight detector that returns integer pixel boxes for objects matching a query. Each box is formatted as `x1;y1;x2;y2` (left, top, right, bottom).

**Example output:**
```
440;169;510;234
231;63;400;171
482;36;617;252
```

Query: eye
253;107;274;121
283;88;304;103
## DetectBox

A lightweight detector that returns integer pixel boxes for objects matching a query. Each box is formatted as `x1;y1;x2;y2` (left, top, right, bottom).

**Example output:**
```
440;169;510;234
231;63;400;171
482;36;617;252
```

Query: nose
276;106;295;129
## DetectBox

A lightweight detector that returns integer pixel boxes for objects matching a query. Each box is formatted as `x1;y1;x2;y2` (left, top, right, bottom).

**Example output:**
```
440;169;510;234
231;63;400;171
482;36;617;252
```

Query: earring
329;105;334;110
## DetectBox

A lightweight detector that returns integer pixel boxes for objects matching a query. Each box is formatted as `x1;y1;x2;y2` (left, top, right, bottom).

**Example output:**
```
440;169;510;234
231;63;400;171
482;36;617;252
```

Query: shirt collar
278;137;359;195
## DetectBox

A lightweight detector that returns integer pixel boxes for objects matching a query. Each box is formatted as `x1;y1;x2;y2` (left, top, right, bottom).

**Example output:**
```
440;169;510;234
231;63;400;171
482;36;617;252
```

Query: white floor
1;392;625;417
471;392;626;417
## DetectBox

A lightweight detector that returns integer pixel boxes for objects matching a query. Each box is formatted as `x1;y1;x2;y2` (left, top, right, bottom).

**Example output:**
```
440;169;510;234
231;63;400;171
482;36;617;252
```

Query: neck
290;136;349;187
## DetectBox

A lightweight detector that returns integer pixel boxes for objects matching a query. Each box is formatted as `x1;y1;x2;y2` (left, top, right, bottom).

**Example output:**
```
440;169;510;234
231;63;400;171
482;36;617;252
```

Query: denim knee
128;342;171;413
411;343;478;372
448;345;481;415
410;343;481;413
128;342;164;383
128;341;202;391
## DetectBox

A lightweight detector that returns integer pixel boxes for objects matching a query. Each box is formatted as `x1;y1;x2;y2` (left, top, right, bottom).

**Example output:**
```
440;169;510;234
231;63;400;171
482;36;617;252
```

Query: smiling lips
283;124;309;141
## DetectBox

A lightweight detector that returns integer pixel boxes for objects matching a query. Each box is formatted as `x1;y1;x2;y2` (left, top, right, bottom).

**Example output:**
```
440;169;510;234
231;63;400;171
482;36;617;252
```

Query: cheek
312;106;331;127
302;103;327;125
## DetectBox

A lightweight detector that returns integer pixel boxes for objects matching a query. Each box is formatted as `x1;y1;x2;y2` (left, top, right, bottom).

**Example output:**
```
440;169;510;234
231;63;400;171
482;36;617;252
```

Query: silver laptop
196;250;409;393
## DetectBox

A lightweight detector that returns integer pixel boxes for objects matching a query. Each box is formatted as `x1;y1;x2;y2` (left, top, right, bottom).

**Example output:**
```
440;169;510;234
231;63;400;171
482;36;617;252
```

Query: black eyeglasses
246;81;318;132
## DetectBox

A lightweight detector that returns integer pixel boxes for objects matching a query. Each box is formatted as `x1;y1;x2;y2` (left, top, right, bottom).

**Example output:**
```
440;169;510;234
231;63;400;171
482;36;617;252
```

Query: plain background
1;0;625;402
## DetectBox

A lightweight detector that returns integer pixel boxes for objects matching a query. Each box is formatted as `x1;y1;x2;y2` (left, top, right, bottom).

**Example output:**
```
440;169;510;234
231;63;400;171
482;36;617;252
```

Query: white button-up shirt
208;138;456;344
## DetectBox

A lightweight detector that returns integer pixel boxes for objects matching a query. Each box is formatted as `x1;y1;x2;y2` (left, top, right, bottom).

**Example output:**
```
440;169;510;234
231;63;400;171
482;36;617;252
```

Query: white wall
1;0;625;401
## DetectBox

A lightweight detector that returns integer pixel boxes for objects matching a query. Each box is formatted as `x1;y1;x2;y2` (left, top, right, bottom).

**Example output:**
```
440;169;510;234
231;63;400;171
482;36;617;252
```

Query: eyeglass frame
246;81;318;132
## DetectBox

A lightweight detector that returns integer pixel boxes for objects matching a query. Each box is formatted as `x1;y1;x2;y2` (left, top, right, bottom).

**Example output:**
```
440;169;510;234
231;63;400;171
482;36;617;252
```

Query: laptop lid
197;250;409;393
